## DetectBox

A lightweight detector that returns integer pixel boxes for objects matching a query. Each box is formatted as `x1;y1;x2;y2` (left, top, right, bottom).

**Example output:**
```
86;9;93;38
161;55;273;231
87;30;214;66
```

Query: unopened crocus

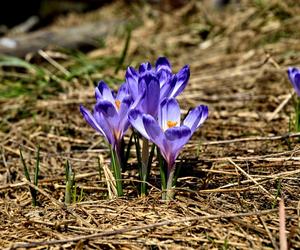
80;81;133;196
125;57;190;107
287;67;300;132
129;98;208;200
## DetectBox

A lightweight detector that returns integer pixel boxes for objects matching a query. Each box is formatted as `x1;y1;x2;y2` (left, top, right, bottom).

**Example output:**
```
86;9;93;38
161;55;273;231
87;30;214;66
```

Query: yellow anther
167;120;178;128
115;100;121;110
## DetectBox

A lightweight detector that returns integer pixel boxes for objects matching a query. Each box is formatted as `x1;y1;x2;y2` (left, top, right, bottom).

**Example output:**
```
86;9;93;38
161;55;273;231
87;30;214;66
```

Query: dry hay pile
0;0;300;249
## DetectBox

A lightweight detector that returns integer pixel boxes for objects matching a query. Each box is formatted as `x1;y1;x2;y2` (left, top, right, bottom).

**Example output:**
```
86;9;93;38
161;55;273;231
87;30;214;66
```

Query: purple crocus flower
80;81;133;151
125;57;190;107
288;67;300;96
128;98;208;169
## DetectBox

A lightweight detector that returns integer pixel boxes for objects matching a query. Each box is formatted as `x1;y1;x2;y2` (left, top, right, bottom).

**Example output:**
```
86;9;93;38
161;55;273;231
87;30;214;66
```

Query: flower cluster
80;57;208;199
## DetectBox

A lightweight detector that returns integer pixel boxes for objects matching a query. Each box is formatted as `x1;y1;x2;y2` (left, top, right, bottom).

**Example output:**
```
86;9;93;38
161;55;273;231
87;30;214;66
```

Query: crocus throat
115;100;121;110
167;120;178;128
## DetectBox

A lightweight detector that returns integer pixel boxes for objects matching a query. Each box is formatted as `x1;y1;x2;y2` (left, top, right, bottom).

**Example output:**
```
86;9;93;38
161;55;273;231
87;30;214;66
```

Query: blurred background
0;0;237;56
0;0;114;30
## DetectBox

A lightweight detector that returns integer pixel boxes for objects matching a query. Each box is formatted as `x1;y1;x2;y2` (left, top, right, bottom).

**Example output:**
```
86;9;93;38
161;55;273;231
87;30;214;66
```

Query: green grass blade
20;147;38;206
19;147;31;183
34;146;40;187
65;159;70;182
0;55;45;77
79;188;84;202
65;160;74;205
97;156;102;181
272;178;282;208
73;183;77;204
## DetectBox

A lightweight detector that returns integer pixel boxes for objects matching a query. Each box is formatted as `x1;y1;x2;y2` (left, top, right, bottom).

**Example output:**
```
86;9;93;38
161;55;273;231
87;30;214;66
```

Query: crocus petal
118;95;133;133
159;98;180;131
169;65;190;98
95;81;115;104
138;73;160;117
288;67;300;96
157;70;172;87
288;67;299;78
93;109;115;145
139;62;152;75
80;105;104;135
126;66;139;99
142;114;166;150
116;82;129;101
183;105;209;133
165;125;191;142
95;86;102;101
155;57;172;74
156;57;172;87
128;109;150;140
131;88;145;111
95;100;119;137
80;105;114;145
160;77;174;100
164;125;191;166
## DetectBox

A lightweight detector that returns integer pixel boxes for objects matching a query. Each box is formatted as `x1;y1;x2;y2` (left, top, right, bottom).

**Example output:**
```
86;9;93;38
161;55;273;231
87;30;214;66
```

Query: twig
29;219;105;233
279;199;288;250
38;50;70;77
102;161;118;199
228;158;279;201
24;179;64;208
201;132;300;146
7;208;295;249
267;93;293;121
219;168;300;189
254;204;279;250
24;180;95;229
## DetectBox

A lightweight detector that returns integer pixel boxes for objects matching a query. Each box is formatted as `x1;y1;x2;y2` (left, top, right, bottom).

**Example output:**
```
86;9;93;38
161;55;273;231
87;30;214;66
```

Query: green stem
165;164;176;201
65;161;73;205
140;138;149;196
20;147;37;207
110;145;123;197
157;148;167;200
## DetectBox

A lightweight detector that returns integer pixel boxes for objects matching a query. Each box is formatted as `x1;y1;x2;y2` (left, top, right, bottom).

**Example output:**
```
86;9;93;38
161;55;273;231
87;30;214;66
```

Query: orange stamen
115;100;121;110
167;120;178;128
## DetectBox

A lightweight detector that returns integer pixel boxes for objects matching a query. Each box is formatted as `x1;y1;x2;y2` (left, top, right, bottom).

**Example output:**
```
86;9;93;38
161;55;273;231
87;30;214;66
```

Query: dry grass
1;0;300;249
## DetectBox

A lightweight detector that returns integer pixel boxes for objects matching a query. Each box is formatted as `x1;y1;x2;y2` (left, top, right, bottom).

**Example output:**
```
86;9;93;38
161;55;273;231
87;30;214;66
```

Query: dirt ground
0;0;300;249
